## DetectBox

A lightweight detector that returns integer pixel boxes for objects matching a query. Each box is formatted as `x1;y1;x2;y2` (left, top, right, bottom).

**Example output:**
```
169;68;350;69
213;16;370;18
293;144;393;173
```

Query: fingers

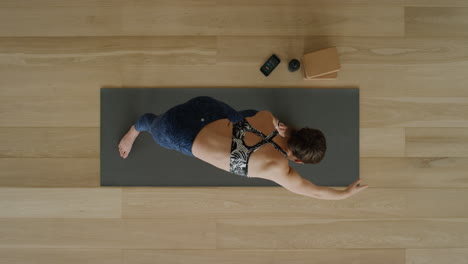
349;178;360;187
354;178;361;187
356;185;369;193
275;122;285;129
356;184;369;192
349;179;369;194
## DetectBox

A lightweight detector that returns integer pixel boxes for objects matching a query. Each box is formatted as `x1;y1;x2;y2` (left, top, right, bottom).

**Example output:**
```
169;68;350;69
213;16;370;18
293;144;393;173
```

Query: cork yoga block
302;47;341;80
303;71;338;80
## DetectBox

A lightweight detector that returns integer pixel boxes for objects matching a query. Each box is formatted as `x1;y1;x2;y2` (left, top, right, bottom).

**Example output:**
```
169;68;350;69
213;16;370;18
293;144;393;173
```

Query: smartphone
260;54;281;77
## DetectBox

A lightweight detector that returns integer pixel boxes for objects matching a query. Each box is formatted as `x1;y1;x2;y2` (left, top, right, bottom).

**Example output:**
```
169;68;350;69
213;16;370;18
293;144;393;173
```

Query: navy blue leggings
134;96;258;157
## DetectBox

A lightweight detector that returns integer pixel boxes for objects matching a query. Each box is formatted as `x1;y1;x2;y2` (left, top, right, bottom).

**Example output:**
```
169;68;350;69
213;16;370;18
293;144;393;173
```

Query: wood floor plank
361;97;468;127
0;7;122;37
406;248;468;264
216;218;468;249
0;0;125;8
218;5;404;37
217;36;304;66
361;157;468;188
122;62;468;97
406;7;468;37
406;128;468;157
0;36;216;67
122;5;217;36
0;249;122;264
216;0;403;5
0;128;98;158
2;62;466;98
0;188;121;218
0;66;120;96
0;97;98;127
361;128;405;157
122;65;326;87
118;36;216;65
404;0;468;7
339;62;468;97
0;218;216;249
0;158;99;187
123;249;405;264
123;5;404;36
122;188;468;219
303;36;468;65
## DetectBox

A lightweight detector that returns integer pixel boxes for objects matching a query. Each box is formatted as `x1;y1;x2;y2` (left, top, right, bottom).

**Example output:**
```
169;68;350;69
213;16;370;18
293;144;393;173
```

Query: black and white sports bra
229;119;288;177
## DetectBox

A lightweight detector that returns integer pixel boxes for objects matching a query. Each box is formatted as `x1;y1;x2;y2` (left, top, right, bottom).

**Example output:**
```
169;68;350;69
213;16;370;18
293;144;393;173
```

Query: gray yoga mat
101;88;359;187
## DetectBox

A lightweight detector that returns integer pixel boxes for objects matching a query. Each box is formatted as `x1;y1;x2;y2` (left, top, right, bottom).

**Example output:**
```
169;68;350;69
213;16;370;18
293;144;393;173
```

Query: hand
275;122;288;137
345;178;369;197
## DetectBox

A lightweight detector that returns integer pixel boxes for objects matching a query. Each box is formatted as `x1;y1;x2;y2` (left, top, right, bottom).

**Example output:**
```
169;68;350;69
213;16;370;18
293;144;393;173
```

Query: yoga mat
101;88;359;187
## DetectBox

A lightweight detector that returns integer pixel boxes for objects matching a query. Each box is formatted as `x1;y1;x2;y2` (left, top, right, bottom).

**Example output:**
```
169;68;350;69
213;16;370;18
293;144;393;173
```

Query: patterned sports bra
229;119;288;177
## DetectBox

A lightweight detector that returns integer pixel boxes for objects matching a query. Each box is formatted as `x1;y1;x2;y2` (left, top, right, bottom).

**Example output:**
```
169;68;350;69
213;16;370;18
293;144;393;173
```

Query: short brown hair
287;127;326;164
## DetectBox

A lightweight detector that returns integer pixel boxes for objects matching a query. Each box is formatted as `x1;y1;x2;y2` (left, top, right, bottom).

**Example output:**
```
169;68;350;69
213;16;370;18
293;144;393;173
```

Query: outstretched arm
267;166;368;200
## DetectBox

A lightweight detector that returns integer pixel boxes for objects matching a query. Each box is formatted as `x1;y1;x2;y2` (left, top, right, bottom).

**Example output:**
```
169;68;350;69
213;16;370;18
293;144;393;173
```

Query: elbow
287;178;321;199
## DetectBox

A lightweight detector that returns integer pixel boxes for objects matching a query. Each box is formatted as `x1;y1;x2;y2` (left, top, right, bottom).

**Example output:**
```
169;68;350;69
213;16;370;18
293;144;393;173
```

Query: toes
118;144;131;159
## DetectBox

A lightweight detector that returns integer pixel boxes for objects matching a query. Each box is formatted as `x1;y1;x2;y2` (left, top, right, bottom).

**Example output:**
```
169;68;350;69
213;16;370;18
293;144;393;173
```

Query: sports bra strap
243;121;288;157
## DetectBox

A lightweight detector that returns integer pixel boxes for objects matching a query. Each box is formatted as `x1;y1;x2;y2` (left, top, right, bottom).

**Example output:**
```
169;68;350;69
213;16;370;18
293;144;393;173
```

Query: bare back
191;111;289;179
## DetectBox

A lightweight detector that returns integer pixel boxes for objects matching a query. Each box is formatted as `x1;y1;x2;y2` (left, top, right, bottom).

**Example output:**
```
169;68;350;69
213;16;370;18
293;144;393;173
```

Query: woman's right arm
266;166;367;200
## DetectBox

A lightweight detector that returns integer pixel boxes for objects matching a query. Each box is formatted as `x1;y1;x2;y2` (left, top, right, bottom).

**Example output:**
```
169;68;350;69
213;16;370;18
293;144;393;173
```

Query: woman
118;96;368;200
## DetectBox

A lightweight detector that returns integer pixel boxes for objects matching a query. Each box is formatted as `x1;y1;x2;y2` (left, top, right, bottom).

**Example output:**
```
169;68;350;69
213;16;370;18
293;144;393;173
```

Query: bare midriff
191;111;288;177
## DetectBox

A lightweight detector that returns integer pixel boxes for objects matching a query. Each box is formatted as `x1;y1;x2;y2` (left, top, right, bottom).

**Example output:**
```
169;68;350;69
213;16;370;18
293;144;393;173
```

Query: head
286;127;326;164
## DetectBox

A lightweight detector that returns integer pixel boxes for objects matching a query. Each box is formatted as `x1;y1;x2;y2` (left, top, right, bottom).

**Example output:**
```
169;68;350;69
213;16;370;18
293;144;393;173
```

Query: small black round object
288;59;300;72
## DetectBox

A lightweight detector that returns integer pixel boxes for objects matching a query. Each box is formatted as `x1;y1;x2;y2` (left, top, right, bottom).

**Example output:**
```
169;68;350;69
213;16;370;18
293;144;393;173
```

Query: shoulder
249;160;301;185
257;111;278;124
248;159;287;179
251;110;276;124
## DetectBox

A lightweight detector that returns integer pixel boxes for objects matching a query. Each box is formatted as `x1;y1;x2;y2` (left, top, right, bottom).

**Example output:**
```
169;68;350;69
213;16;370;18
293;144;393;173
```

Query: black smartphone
260;54;281;77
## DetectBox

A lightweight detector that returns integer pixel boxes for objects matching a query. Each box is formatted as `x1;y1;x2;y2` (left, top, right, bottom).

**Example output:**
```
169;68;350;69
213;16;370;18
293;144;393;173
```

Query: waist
191;119;234;170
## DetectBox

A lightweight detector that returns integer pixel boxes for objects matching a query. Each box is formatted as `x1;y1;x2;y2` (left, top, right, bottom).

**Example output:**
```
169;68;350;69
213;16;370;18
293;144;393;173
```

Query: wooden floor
1;1;468;263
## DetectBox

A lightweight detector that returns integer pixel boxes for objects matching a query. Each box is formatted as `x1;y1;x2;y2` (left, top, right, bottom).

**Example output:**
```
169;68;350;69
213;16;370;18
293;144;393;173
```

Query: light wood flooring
1;1;468;263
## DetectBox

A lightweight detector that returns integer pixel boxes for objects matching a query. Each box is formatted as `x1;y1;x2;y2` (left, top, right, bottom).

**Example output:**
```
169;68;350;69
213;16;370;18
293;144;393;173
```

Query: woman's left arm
269;112;288;137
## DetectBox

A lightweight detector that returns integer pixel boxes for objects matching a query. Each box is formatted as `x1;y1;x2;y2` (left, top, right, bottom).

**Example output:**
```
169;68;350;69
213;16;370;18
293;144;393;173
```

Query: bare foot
118;125;140;159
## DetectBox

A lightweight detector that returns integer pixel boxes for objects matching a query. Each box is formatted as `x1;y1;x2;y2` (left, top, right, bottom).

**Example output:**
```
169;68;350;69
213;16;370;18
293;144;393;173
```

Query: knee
135;113;157;132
